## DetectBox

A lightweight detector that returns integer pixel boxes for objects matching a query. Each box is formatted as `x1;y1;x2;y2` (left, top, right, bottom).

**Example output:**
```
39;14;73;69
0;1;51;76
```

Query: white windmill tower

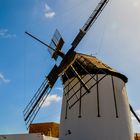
23;0;140;139
59;53;133;140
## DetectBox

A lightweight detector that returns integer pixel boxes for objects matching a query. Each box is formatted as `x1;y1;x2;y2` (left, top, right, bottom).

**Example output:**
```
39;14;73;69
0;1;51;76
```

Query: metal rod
78;82;82;118
70;65;90;93
65;74;85;96
25;31;65;58
129;104;140;123
64;75;70;119
24;84;49;121
64;72;77;98
64;57;90;90
69;74;107;109
23;80;47;116
111;76;119;118
96;74;101;117
75;59;97;82
25;31;56;52
68;72;99;102
26;88;52;129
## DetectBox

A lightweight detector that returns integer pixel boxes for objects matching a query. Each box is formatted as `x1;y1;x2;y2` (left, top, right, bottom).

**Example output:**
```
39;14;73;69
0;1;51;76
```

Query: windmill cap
62;52;128;83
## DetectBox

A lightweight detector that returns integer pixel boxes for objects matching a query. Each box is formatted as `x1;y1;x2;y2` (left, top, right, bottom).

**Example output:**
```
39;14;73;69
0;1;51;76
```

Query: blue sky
0;0;140;134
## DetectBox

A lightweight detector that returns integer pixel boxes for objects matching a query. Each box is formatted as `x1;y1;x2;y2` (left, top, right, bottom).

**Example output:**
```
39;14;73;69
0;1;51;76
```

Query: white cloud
45;3;51;11
0;73;10;84
131;109;140;132
44;3;55;18
0;28;16;38
56;87;63;92
42;94;61;107
45;11;55;18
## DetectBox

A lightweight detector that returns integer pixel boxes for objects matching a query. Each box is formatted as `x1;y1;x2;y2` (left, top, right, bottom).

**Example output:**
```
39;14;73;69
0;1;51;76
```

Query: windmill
23;0;140;139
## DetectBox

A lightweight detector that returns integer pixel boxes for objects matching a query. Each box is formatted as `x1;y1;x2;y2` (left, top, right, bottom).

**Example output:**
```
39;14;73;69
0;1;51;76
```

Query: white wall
43;136;58;140
0;133;43;140
60;74;133;140
0;134;59;140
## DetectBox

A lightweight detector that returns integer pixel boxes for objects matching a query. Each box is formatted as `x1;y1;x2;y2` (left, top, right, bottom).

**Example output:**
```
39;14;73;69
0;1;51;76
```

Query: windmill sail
24;0;109;129
23;65;59;128
70;0;109;52
82;0;109;32
23;79;51;128
49;29;64;60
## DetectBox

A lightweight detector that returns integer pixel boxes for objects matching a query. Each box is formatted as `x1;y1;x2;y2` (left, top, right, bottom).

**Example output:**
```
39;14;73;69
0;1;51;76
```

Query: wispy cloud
0;73;10;84
42;94;61;107
0;28;16;38
56;86;63;92
44;3;55;18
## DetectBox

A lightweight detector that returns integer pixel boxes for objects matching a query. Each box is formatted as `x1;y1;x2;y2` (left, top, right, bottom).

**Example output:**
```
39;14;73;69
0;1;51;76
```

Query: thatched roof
62;52;128;83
